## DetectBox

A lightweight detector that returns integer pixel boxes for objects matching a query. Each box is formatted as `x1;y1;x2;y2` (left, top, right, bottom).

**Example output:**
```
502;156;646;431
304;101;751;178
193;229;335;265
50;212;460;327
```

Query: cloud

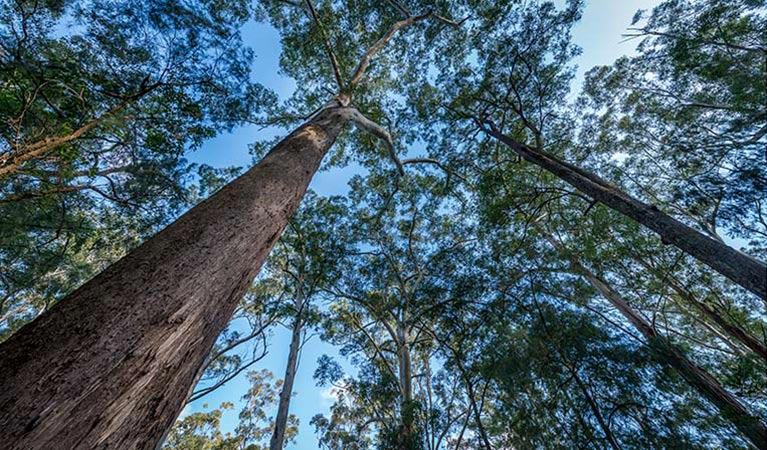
318;386;342;408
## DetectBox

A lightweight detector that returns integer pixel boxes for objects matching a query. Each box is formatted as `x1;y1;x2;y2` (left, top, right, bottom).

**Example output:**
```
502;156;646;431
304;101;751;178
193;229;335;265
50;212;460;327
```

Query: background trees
0;0;266;337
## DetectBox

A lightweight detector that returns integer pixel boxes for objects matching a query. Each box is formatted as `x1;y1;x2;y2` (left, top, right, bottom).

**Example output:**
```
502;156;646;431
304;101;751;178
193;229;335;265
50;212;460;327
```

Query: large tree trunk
543;233;767;449
269;296;303;450
0;100;352;450
483;124;767;301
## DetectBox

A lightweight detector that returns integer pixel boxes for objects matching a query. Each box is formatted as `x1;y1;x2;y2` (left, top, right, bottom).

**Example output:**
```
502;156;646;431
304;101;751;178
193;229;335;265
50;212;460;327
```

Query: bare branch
348;108;404;175
432;13;468;28
349;11;432;87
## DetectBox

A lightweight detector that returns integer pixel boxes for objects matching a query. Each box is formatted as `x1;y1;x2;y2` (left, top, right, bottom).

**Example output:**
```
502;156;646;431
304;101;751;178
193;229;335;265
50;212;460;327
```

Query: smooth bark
269;296;303;450
483;123;767;300
0;101;352;450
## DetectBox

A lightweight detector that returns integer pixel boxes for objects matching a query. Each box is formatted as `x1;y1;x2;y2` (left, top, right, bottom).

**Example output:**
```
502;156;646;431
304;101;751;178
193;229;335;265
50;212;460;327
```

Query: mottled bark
269;296;303;450
545;234;767;449
483;124;767;301
0;102;352;450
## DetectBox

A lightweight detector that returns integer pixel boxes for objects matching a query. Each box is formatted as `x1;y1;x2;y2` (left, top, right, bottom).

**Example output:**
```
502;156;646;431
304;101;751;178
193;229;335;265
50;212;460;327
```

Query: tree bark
483;124;767;301
543;233;767;450
397;320;416;447
0;101;352;450
269;296;303;450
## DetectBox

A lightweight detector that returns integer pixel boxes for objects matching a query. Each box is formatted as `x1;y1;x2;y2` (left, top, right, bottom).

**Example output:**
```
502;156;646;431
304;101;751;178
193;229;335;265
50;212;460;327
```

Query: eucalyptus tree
474;158;766;448
253;192;350;450
0;1;467;448
430;0;766;299
313;173;478;450
580;0;767;259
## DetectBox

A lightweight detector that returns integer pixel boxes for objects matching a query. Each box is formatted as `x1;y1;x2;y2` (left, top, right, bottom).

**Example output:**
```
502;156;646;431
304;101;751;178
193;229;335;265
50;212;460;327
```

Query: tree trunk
543;234;767;449
568;365;622;450
269;296;303;450
484;125;767;300
0;100;352;450
633;255;767;361
397;320;416;448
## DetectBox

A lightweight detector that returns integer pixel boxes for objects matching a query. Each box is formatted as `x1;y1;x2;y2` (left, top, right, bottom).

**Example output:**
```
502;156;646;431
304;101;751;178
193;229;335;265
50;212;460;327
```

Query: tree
312;173;480;450
0;1;464;447
0;0;263;338
260;192;349;450
430;0;767;299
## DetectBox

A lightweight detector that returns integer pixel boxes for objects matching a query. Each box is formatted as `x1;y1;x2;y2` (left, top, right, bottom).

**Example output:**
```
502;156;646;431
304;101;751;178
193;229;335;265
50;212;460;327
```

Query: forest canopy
0;0;765;449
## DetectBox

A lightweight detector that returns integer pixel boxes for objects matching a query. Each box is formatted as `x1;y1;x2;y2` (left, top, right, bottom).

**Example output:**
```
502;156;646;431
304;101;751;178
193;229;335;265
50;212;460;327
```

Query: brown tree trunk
0;101;352;450
543;233;767;449
483;124;767;301
269;296;303;450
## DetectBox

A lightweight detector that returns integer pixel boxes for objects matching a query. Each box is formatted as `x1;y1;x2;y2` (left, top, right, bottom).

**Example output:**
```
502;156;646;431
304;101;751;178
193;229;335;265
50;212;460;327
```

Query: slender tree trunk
542;233;767;449
483;124;767;300
535;300;622;450
567;364;622;450
397;320;416;448
0;100;352;450
633;255;767;361
269;296;304;450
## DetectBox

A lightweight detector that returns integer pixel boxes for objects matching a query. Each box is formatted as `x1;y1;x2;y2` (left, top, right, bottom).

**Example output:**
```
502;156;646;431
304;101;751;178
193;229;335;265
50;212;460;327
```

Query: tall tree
261;192;349;450
430;0;767;299
0;1;464;447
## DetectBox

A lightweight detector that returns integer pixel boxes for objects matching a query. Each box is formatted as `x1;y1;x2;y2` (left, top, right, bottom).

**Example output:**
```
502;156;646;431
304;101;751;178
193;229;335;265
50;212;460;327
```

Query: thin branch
304;0;345;90
349;10;433;87
349;108;404;175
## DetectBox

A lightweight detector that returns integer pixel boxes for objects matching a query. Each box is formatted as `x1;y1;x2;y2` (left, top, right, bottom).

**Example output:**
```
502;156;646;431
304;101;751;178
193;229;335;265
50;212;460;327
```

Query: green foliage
0;0;269;337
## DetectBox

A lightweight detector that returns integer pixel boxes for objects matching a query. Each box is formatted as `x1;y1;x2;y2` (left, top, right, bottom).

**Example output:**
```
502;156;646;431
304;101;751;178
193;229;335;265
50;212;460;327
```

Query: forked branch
348;108;404;175
349;10;433;87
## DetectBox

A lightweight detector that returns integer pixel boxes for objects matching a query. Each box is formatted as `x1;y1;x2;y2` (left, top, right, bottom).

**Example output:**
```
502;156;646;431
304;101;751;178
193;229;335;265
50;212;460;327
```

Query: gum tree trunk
269;295;303;450
0;102;352;450
397;320;416;447
484;125;767;301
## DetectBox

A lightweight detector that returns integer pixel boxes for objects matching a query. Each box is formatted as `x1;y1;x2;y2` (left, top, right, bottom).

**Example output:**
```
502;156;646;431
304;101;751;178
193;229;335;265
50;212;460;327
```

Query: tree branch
349;10;432;87
304;0;346;90
348;108;404;175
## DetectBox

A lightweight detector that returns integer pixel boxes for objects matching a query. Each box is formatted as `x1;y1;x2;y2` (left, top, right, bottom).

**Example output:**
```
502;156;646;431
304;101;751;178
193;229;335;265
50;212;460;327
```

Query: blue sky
182;1;662;448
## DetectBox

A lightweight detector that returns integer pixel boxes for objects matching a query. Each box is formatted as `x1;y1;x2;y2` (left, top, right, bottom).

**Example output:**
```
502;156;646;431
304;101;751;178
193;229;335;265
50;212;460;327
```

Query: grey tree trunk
269;296;304;450
397;320;416;446
484;125;767;301
546;234;767;449
0;102;352;450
